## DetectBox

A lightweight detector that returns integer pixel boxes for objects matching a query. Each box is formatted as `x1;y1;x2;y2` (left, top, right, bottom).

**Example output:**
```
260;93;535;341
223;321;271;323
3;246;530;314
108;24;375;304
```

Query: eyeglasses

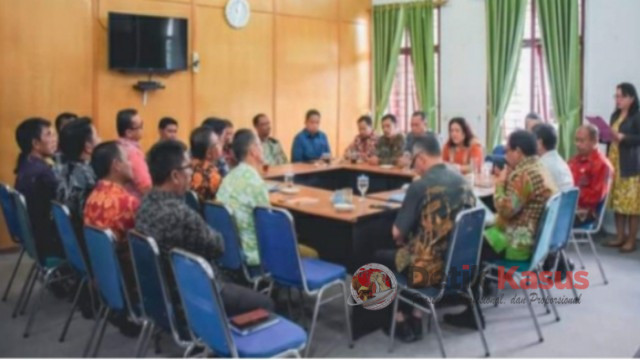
177;164;193;172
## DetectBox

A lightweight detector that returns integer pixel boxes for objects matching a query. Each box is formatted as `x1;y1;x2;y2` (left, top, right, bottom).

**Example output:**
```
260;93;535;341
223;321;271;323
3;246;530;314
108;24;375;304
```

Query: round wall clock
225;0;251;29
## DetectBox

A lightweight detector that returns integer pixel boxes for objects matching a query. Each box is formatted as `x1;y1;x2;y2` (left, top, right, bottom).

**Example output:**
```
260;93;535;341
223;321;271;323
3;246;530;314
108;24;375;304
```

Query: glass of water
357;174;369;202
284;171;294;188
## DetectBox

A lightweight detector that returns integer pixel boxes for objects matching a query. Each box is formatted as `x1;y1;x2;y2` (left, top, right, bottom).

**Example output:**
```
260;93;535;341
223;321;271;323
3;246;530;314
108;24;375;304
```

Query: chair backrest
52;201;89;275
529;193;562;270
170;248;236;357
11;191;40;263
443;207;487;291
83;225;128;311
185;191;201;214
550;188;579;251
0;184;20;243
203;202;244;271
128;231;176;335
253;206;305;289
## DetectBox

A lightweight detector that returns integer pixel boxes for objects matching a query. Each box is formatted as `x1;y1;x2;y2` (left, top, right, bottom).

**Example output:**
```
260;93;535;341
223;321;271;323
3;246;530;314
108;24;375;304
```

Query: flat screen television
108;12;188;73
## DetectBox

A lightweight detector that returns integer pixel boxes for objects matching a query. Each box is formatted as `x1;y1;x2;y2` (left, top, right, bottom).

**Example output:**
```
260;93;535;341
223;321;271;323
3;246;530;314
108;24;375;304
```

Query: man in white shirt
532;123;574;191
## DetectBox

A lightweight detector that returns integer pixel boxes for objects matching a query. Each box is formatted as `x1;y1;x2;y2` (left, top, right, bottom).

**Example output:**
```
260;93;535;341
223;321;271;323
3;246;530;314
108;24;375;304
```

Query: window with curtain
502;0;583;139
387;9;440;132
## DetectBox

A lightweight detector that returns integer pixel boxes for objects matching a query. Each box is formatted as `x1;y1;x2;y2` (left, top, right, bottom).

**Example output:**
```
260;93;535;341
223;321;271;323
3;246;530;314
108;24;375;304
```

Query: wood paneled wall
0;0;370;249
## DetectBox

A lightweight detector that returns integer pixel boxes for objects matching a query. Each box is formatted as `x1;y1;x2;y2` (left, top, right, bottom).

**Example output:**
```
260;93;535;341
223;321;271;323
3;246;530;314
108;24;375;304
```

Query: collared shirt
394;163;476;287
54;160;96;222
222;145;237;168
345;133;378;160
442;140;484;169
261;137;288;166
191;158;221;202
291;129;331;162
216;162;270;266
14;155;62;259
217;158;230;177
376;134;405;165
489;156;557;260
84;180;140;245
569;148;613;214
404;132;425;153
539;150;574;191
118;138;151;197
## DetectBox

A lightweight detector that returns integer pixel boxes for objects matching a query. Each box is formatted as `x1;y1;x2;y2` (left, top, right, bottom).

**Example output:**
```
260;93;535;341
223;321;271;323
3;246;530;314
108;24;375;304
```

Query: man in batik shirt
253;113;288;166
189;126;222;202
344;115;378;162
369;114;405;166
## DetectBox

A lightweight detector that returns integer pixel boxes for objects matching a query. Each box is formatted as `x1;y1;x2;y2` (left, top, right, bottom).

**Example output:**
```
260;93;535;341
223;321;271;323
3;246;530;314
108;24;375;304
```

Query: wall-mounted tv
108;12;188;73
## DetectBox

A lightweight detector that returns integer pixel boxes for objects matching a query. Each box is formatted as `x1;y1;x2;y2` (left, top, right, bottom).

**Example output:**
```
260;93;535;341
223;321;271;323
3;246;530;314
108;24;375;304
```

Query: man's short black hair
305;109;321;121
232;129;257;162
412;133;441;157
158;117;178;130
357;115;372;127
91;141;122;180
411;111;426;120
190;126;215;160
525;112;541;121
532;123;558;151
116;108;138;137
381;114;397;125
59;117;94;162
202;117;230;136
508;129;538;157
252;113;267;127
147;140;188;186
55;112;78;133
15;117;51;173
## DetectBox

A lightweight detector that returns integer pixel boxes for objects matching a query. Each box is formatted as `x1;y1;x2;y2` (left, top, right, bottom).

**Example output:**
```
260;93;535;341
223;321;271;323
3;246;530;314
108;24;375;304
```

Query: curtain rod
373;0;449;10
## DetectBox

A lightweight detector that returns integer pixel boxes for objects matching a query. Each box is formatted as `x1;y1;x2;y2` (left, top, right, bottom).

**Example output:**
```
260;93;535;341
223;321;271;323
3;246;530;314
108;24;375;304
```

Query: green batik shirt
217;162;270;265
376;133;406;165
262;137;288;166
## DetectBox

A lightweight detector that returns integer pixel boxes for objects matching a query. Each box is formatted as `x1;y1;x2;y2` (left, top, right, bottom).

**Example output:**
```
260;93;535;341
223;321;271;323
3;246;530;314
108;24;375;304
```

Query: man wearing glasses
117;108;151;197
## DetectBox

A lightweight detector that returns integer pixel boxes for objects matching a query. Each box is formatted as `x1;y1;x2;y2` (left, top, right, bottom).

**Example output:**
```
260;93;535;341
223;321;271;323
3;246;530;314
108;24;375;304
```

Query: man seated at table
374;133;476;342
568;124;613;226
532;123;574;191
343;115;378;163
368;114;405;166
445;130;557;329
189;126;222;202
253;113;288;166
135;140;274;316
202;117;234;176
217;129;318;269
291;109;331;163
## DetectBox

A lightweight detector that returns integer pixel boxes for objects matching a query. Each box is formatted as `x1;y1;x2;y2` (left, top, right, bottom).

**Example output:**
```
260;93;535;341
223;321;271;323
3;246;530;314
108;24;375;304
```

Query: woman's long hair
612;82;639;119
447;117;475;148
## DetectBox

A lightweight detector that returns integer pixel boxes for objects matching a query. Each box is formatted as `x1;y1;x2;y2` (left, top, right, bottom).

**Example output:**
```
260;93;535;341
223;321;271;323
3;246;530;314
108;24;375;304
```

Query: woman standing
442;117;484;174
607;83;640;253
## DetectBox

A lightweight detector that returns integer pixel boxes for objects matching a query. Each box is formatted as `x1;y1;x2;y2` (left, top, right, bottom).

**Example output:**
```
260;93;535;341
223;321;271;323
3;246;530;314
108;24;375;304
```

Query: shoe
108;313;142;338
394;321;416;343
409;316;423;340
443;306;485;330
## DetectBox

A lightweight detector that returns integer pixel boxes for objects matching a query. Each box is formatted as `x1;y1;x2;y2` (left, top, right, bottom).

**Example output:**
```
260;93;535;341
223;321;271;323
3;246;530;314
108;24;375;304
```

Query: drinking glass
357;174;369;202
284;172;294;188
321;152;332;165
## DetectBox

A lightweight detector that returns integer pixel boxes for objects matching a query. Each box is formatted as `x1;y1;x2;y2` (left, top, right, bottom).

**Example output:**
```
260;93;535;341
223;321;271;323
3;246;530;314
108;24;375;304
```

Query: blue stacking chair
82;225;144;357
203;201;266;290
548;188;581;304
170;248;307;358
482;193;562;343
51;201;96;342
388;207;489;357
128;230;194;357
12;191;69;337
571;174;612;284
253;206;354;357
185;190;201;214
0;184;25;302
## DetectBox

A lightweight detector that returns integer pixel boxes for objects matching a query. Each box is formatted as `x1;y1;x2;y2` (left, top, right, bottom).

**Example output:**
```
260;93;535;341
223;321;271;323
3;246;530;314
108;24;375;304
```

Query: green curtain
538;0;581;158
373;6;406;129
407;3;437;131
486;0;527;149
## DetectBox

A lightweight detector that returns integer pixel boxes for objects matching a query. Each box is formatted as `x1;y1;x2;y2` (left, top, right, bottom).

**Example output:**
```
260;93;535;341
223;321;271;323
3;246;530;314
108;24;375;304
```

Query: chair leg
571;233;586;270
2;248;25;302
23;268;57;337
134;321;151;357
561;250;580;301
92;308;112;357
521;286;543;343
387;294;400;353
340;282;354;348
59;277;87;342
12;263;36;318
428;301;447;358
586;233;609;285
304;288;325;358
286;288;293;319
182;342;196;358
83;306;107;357
19;267;40;316
467;288;490;357
543;286;560;322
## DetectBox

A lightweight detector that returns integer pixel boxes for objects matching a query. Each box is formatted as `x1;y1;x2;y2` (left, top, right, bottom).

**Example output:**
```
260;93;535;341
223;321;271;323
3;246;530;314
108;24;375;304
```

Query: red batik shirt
568;148;613;214
84;180;140;244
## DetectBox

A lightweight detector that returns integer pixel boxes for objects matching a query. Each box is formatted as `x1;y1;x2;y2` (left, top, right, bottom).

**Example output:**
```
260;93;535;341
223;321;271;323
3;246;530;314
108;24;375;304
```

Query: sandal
603;239;625;247
620;242;637;253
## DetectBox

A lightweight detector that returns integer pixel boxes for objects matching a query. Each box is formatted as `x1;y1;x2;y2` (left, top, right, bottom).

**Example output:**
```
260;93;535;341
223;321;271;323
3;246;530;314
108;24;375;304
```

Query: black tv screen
108;13;188;73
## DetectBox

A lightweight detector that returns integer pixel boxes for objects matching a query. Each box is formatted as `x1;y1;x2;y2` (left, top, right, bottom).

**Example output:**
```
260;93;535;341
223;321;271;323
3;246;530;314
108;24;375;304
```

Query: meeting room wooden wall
0;0;371;250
